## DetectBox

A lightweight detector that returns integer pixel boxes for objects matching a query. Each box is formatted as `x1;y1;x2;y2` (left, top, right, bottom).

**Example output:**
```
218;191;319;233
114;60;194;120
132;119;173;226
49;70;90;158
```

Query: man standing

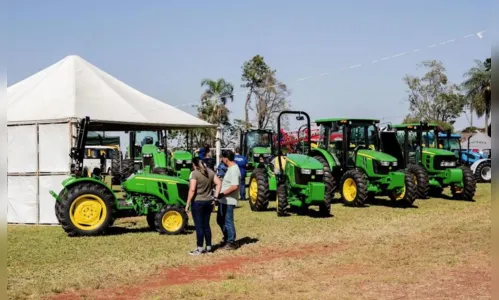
216;150;240;250
234;147;248;200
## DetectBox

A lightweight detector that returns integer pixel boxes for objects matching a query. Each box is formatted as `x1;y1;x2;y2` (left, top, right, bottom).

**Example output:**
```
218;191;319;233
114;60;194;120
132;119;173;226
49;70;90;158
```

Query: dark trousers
191;200;213;248
239;173;246;200
217;203;236;244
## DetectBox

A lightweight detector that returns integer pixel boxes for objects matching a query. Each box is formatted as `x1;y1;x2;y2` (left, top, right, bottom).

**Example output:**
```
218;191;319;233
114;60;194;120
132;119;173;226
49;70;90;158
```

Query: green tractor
311;118;417;207
240;129;277;211
51;117;190;237
125;130;193;181
380;122;476;200
274;111;333;217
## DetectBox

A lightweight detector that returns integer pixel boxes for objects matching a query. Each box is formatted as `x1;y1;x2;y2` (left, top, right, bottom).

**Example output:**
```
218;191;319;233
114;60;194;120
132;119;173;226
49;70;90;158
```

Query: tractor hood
252;146;271;154
172;150;193;160
286;154;323;170
422;148;455;157
357;149;397;162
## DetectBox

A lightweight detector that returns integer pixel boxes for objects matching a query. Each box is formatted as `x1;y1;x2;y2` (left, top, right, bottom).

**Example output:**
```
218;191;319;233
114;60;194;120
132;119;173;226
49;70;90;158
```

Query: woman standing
185;157;222;255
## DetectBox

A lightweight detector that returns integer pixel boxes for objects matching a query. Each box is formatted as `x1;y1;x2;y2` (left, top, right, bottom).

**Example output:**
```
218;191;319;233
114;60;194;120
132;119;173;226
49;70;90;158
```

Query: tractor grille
373;161;390;175
294;168;324;185
175;161;192;171
433;155;458;170
177;183;189;201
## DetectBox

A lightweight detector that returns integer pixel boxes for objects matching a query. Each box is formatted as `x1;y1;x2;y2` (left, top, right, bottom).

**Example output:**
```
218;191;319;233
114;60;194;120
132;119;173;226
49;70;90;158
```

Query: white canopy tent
7;55;214;224
461;132;492;151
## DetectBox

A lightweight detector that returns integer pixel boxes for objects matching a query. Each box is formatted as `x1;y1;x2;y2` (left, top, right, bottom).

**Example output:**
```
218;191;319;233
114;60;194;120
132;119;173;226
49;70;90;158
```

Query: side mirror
296;115;305;121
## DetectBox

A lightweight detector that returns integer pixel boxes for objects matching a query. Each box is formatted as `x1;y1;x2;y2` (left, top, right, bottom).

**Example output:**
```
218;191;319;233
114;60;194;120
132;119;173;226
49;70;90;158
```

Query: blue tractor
437;132;491;183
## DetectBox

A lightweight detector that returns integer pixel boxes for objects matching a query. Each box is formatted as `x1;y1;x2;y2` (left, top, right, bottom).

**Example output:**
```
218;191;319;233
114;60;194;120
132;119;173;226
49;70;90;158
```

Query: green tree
402;116;454;132
255;73;291;130
404;60;465;124
241;55;274;129
461;58;491;134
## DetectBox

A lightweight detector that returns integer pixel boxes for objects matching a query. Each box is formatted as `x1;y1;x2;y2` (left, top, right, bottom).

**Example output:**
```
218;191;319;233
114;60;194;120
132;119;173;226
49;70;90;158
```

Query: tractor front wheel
340;169;368;207
248;169;270;211
276;184;288;217
389;170;417;207
56;183;115;237
474;161;491;183
451;166;476;201
155;206;188;235
147;212;157;231
407;164;429;199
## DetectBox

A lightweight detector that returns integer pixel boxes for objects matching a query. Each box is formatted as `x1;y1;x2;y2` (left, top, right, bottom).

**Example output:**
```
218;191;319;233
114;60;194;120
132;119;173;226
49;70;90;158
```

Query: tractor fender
49;176;117;203
470;158;491;173
310;148;338;168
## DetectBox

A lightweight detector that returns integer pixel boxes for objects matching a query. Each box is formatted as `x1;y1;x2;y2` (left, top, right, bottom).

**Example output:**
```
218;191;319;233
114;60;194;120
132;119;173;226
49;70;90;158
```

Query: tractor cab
240;129;274;173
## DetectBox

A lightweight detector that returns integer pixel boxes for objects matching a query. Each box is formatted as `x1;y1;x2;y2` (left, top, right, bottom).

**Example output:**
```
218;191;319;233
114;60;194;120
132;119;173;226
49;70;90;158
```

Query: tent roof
461;132;491;150
7;55;215;129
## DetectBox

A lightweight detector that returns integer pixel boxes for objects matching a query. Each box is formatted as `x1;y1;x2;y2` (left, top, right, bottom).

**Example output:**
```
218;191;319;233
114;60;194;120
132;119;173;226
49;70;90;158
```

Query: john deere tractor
274;111;333;217
380;122;476;200
311;118;416;207
240;129;277;211
125;130;193;181
51;117;190;237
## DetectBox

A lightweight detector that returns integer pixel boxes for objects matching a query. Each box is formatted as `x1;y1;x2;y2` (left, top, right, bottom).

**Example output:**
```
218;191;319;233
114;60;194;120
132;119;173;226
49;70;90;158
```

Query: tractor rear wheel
314;156;336;214
389;170;417;206
120;159;135;180
155;206;188;235
407;164;429;199
474;160;491;183
248;169;270;211
55;182;115;237
451;166;476;201
111;151;122;185
276;183;288;217
340;169;368;207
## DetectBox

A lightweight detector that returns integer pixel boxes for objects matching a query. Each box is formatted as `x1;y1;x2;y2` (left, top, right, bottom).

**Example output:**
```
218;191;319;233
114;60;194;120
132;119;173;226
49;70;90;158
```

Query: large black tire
111;150;122;185
147;212;157;231
474;160;491;183
407;164;429;199
389;170;417;207
55;182;115;237
452;166;476;201
154;206;188;235
339;169;368;207
120;159;135;180
276;183;288;217
248;169;270;211
314;155;336;210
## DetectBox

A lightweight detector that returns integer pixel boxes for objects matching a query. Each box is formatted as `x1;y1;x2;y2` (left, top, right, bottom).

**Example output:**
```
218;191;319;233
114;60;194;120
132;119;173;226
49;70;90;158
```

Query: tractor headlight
440;161;456;167
176;159;183;164
300;169;312;175
186;160;192;164
263;153;271;157
392;162;398;167
380;161;390;167
316;170;324;175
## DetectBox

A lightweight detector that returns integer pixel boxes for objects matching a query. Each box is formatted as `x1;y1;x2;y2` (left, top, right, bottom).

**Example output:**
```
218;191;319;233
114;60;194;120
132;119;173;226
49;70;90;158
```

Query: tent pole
215;125;221;168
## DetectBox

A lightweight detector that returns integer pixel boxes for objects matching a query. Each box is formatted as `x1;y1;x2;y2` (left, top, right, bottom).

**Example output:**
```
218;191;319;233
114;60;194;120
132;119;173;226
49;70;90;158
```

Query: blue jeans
239;173;246;200
191;200;213;248
216;203;236;244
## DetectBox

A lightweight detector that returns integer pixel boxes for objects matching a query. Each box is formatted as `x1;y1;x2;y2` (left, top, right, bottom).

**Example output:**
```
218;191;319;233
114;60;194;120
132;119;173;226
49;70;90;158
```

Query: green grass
8;184;491;299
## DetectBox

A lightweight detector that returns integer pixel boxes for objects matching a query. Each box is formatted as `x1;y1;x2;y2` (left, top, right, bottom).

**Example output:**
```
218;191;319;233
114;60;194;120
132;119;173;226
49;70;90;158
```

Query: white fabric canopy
461;132;491;150
8;55;213;128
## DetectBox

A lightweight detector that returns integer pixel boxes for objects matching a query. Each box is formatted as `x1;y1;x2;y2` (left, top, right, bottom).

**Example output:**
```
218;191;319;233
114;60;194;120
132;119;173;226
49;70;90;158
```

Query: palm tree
199;78;234;125
462;58;491;134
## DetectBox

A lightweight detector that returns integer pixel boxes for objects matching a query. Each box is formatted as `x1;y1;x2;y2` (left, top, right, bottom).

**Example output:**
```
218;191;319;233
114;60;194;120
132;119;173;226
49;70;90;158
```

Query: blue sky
7;0;492;132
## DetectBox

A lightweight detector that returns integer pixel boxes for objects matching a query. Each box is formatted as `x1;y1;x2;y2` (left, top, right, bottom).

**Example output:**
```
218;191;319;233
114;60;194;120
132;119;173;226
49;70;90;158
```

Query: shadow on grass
211;236;260;252
437;194;477;203
365;198;419;209
103;225;195;236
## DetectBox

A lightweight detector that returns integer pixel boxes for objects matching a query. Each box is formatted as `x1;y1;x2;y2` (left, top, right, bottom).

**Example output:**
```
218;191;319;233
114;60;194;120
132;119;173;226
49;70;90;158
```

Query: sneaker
222;242;238;250
205;246;213;253
189;248;205;256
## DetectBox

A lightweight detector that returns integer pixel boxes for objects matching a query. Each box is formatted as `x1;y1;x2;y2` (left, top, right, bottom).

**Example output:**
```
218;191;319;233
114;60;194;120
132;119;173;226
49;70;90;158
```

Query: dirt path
49;243;344;300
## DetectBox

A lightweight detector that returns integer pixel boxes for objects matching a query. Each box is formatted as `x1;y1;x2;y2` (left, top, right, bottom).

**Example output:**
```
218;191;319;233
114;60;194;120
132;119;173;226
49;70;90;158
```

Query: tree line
171;55;491;148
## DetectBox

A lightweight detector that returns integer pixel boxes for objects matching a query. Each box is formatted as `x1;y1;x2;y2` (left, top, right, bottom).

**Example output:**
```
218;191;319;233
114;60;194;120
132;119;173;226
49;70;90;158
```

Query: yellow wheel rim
69;194;107;230
249;178;258;205
342;178;357;202
162;211;183;232
393;185;406;200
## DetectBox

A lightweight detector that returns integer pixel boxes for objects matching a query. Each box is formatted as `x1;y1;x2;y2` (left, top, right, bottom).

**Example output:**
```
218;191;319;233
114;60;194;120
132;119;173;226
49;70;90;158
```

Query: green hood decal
172;150;193;160
252;147;271;154
286;154;323;169
422;148;455;156
357;150;397;162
